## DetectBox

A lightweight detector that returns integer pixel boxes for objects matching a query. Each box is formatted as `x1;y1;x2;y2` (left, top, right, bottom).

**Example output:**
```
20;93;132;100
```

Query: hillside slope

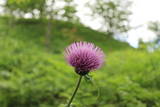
0;17;132;53
0;17;160;107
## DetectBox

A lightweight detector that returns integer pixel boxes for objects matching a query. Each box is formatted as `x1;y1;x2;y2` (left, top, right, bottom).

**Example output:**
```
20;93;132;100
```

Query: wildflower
65;41;105;107
65;41;105;75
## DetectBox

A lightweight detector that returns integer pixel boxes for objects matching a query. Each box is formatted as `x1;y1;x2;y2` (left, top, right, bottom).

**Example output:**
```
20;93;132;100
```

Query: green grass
0;17;160;107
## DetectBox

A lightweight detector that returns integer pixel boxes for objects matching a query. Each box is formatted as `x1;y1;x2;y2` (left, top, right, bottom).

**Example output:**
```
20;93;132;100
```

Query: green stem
67;75;83;107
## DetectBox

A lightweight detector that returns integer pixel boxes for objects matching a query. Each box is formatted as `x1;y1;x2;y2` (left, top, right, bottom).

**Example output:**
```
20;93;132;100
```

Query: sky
127;0;160;47
0;0;160;48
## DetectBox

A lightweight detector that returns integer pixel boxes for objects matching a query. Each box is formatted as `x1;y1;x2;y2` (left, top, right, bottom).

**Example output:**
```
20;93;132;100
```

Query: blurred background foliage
87;0;131;35
0;0;160;107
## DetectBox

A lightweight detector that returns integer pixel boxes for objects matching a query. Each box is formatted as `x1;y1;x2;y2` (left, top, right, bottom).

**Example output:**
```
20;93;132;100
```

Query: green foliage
62;5;78;22
5;0;78;22
147;21;160;50
60;0;78;22
0;18;160;107
148;21;160;41
6;0;45;16
148;21;160;34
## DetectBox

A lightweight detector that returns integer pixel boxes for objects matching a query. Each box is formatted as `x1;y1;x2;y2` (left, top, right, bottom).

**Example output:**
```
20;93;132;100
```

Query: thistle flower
65;41;105;107
65;41;105;75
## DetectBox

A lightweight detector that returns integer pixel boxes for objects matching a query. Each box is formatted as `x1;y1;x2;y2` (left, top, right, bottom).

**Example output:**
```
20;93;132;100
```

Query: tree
5;0;46;18
147;21;160;50
4;0;79;51
88;0;131;35
148;21;160;40
5;0;78;21
44;0;78;50
62;0;79;22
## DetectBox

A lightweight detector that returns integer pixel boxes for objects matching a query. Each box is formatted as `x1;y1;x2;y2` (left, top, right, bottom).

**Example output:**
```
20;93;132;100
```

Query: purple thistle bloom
65;41;105;75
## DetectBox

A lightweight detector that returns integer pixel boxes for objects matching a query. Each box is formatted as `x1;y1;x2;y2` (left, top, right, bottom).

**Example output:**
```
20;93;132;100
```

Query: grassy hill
0;17;160;107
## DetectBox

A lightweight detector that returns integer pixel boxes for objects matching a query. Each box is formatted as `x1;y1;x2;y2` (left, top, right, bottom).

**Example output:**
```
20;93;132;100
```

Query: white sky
128;0;160;47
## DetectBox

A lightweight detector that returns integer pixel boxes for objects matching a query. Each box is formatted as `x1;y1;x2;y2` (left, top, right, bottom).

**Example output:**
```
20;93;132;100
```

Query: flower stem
67;75;83;107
